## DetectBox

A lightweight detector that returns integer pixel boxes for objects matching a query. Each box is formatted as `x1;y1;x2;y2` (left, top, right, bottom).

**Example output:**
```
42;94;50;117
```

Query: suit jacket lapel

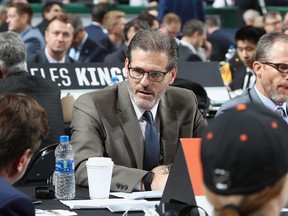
249;86;264;104
158;94;179;164
116;83;144;168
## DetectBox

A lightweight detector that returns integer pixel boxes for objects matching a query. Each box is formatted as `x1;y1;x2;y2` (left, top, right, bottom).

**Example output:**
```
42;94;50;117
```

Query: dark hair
91;3;108;23
123;18;150;42
0;93;48;169
42;1;62;17
7;2;33;25
255;32;288;62
235;26;265;44
138;11;159;29
126;29;179;71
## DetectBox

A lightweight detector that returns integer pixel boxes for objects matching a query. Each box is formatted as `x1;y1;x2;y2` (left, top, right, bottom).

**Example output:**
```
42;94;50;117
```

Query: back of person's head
67;13;83;34
201;103;288;216
0;31;27;76
7;2;32;25
138;10;159;30
91;3;108;23
123;18;150;42
102;10;125;31
243;9;260;26
205;15;220;28
255;32;288;61
235;26;265;44
126;29;178;71
0;93;48;173
42;1;62;19
182;18;205;37
161;12;181;26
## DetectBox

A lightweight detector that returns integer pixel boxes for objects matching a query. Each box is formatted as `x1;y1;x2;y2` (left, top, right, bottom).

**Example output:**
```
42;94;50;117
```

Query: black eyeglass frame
127;64;172;82
260;62;288;74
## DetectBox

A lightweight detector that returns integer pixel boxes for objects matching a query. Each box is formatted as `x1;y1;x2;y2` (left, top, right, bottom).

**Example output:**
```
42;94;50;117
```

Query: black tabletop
18;186;145;216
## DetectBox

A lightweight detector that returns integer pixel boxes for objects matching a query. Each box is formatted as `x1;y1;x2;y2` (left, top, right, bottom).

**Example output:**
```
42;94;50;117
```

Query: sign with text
28;63;127;90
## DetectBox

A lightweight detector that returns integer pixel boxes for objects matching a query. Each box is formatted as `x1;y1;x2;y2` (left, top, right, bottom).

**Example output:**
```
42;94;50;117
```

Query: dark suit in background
71;37;108;63
85;24;108;45
207;29;235;62
0;72;64;147
103;48;126;63
28;50;74;63
158;0;205;29
0;176;34;216
20;26;45;59
178;44;202;62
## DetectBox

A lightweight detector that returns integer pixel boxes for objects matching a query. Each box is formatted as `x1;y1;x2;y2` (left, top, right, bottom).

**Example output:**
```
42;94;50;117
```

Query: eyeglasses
261;62;288;74
128;65;171;82
264;20;282;26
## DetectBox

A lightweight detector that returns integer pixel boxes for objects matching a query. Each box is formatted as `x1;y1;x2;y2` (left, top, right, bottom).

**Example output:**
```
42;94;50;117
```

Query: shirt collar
45;47;66;63
129;94;159;121
254;85;287;112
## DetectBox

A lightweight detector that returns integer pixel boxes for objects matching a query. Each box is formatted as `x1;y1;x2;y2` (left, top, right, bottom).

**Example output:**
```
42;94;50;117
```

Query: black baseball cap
201;103;288;195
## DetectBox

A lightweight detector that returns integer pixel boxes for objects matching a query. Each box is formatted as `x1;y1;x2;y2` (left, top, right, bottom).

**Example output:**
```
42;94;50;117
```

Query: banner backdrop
28;63;127;90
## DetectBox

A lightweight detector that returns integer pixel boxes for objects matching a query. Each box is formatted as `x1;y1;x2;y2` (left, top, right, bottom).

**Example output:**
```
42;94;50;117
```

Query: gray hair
126;29;179;71
255;32;288;61
0;31;27;75
68;13;83;34
243;9;260;22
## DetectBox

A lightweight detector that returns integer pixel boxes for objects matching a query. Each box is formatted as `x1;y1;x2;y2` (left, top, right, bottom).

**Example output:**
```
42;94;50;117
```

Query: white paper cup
86;157;114;199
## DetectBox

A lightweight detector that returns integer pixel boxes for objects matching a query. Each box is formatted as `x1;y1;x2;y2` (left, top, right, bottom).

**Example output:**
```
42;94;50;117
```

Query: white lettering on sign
98;67;111;85
87;67;100;86
75;67;91;86
59;68;71;86
30;68;46;78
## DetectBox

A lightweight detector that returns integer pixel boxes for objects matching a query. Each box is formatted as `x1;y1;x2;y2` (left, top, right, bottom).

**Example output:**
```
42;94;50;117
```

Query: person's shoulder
166;85;197;101
27;50;46;63
216;89;252;116
0;177;31;204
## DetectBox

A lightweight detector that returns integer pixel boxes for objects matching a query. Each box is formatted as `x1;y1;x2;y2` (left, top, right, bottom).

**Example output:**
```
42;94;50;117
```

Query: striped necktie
275;106;287;118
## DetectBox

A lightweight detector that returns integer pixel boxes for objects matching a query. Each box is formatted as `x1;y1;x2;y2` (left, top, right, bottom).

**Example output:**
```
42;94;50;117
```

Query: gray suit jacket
71;81;207;192
216;86;262;117
20;26;45;58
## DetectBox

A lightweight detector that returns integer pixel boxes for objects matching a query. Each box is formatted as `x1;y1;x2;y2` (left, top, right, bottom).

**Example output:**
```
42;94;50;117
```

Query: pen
33;200;42;205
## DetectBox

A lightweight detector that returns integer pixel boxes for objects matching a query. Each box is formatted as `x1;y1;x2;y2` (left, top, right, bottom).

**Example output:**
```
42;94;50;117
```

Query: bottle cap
60;135;69;142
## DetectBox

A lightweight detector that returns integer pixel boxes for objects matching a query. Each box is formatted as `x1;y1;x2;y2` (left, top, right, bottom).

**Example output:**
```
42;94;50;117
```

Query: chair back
15;143;58;186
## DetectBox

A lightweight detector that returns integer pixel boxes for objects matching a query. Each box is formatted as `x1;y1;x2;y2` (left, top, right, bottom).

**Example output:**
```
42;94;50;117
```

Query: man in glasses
71;29;207;192
263;11;283;33
217;32;288;120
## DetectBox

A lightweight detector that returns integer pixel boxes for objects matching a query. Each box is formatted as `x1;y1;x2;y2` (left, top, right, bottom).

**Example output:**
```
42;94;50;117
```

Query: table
18;186;146;216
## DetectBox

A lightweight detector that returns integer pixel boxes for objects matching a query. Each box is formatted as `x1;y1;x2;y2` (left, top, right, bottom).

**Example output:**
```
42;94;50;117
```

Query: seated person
71;29;208;192
221;26;265;92
0;93;48;216
0;31;64;147
201;103;288;216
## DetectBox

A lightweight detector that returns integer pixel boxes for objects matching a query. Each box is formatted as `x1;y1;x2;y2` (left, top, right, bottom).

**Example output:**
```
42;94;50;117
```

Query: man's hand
150;165;170;190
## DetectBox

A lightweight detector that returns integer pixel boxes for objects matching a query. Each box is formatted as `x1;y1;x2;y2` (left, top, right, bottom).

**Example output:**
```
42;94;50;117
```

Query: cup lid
86;157;114;167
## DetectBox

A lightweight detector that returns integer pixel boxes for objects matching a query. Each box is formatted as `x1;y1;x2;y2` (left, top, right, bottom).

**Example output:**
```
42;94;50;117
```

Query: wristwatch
142;172;154;191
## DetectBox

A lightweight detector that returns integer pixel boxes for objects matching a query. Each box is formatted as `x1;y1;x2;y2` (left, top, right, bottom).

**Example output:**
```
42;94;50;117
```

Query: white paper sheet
60;199;160;212
110;190;163;200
